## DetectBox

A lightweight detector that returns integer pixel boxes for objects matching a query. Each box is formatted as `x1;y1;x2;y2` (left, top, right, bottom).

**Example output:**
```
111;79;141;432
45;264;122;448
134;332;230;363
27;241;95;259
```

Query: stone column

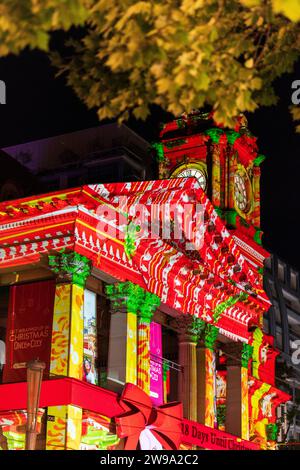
106;282;160;395
137;293;160;394
106;282;142;389
224;342;252;439
173;316;203;421
197;324;219;427
46;251;91;450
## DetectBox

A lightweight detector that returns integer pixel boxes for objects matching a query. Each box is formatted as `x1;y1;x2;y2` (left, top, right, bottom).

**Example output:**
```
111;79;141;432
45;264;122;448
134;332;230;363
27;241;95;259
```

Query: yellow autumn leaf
250;77;262;89
239;0;261;6
181;0;205;15
156;77;174;93
273;0;300;22
245;58;254;68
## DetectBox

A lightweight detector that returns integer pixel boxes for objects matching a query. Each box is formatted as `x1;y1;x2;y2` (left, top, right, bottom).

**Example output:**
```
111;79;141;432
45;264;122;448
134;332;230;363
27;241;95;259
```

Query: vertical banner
137;321;151;394
126;312;137;385
3;280;55;383
83;290;98;385
150;322;163;405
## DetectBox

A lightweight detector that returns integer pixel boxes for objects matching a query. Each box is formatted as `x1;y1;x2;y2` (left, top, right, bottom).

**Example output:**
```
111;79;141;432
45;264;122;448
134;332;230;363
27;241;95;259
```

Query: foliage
0;1;300;127
0;0;90;55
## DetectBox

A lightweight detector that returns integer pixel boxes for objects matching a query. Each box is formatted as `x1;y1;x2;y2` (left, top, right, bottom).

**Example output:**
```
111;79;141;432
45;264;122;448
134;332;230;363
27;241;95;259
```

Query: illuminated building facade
0;112;289;450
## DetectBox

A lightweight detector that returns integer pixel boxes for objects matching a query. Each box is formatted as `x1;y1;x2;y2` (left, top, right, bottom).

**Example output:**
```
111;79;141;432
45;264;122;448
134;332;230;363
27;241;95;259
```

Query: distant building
2;124;153;194
264;254;300;444
0;150;37;202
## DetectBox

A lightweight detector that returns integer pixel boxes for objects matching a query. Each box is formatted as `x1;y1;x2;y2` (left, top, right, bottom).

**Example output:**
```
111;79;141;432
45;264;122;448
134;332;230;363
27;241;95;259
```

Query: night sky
0;44;300;270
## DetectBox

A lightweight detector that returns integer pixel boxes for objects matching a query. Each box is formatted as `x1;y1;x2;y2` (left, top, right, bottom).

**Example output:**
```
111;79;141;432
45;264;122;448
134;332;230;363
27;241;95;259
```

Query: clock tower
153;110;269;271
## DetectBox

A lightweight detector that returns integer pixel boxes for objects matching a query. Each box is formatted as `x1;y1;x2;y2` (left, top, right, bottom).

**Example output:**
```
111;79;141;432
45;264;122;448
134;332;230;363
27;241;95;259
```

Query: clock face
234;171;249;212
171;165;207;190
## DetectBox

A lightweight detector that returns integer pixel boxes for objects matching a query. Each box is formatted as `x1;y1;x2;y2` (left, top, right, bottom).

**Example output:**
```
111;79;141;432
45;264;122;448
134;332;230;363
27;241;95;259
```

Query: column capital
241;343;253;368
48;251;91;287
105;281;161;317
139;291;161;323
173;315;206;343
106;281;142;314
203;324;219;350
266;423;278;442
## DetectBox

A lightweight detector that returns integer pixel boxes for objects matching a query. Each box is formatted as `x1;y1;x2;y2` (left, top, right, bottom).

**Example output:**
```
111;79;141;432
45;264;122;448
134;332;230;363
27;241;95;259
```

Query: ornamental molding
218;327;248;343
106;281;161;318
0;235;74;267
48;251;91;287
0;206;79;232
232;235;265;264
204;324;219;350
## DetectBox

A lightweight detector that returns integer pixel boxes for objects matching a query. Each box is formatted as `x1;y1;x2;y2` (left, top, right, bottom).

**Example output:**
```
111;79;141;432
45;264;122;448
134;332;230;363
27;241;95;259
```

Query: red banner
3;280;55;383
181;419;259;450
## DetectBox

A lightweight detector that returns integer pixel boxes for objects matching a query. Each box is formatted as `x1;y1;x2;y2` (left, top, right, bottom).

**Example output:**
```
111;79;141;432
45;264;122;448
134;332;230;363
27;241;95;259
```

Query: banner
150;322;163;406
181;419;259;450
3;280;55;383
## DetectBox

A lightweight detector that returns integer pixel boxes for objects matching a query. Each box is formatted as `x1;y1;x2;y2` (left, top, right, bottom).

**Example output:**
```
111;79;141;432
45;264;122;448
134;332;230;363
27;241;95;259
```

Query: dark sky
0;47;300;270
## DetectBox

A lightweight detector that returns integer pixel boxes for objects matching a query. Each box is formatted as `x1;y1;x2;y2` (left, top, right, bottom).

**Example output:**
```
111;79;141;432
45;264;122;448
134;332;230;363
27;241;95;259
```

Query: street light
26;359;45;450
